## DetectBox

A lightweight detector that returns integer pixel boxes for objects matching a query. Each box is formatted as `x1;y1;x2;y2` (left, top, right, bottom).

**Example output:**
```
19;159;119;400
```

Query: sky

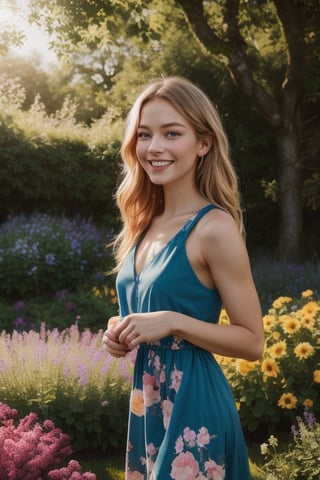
0;0;58;67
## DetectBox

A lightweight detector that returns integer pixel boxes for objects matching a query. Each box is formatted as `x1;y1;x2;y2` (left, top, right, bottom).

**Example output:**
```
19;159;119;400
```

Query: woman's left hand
115;311;173;349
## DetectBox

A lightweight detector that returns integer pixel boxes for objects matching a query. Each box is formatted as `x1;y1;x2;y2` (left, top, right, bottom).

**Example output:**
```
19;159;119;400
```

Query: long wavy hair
113;76;243;270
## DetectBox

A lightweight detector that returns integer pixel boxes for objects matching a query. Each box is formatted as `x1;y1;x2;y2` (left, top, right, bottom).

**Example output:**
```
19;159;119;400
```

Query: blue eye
137;132;150;139
167;131;180;138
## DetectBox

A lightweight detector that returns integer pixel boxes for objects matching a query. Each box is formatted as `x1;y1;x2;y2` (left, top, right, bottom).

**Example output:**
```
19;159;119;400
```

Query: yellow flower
219;309;230;325
268;341;286;358
263;315;276;331
272;331;281;341
110;288;116;296
313;370;320;383
294;342;314;360
215;354;233;366
236;359;258;375
281;315;300;334
300;314;315;330
130;388;145;416
301;301;319;317
261;358;280;378
278;392;298;409
272;296;292;309
302;289;313;298
303;398;314;408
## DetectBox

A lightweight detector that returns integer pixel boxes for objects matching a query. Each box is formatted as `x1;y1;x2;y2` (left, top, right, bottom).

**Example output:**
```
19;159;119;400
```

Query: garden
0;212;319;479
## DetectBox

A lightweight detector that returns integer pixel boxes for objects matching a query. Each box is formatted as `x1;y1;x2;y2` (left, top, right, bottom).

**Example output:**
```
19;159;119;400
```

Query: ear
198;134;213;157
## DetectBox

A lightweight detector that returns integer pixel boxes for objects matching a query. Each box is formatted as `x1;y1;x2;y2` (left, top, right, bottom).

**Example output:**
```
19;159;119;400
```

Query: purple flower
14;317;25;327
66;302;75;311
14;300;25;310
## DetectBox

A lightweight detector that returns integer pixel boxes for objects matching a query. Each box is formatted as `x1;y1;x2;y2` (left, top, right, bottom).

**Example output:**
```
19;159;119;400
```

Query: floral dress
116;205;252;480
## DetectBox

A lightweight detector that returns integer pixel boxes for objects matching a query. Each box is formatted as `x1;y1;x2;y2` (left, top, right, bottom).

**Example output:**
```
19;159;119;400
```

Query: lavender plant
0;324;135;451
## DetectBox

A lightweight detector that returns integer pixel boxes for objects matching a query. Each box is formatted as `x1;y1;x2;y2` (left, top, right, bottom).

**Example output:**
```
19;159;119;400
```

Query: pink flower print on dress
175;435;184;454
196;427;210;447
183;426;197;448
205;459;226;480
142;373;161;407
170;367;183;393
127;471;144;480
161;399;173;429
170;451;200;480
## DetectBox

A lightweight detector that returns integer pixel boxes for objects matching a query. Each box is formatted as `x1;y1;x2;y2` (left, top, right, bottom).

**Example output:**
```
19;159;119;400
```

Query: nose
148;134;165;153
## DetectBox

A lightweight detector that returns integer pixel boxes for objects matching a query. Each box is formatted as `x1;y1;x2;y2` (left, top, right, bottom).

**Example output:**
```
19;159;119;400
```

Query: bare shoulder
198;208;242;243
196;208;247;265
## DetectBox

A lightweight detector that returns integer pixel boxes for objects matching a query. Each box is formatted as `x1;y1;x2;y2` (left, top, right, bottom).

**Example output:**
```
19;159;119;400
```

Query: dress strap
180;204;218;237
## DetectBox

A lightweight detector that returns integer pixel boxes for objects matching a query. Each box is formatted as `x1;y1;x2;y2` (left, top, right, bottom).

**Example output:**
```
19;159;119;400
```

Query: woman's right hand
102;316;130;357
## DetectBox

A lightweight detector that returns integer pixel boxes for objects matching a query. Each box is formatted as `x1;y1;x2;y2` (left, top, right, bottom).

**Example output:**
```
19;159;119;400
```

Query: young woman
103;76;264;480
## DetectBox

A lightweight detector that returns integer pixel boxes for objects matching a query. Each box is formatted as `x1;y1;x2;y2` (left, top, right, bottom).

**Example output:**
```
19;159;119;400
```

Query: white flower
268;435;278;447
260;443;269;455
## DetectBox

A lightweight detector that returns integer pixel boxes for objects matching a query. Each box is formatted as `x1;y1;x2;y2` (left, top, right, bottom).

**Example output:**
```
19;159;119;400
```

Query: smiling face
136;98;209;189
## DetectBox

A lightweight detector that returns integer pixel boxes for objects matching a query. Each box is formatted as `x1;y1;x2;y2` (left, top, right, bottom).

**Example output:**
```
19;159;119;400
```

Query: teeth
150;161;171;167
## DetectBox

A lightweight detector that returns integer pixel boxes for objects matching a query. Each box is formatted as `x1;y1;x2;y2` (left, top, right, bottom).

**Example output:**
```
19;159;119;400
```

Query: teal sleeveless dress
116;205;252;480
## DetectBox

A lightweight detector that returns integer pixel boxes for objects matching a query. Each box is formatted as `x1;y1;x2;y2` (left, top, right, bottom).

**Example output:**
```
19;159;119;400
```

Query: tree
26;0;320;260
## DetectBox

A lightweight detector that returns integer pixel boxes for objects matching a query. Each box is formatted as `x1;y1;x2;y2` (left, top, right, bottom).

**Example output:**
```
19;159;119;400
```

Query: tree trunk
276;126;303;262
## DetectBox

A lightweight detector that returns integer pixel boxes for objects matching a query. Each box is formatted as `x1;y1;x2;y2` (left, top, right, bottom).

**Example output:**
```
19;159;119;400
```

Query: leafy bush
0;286;118;333
0;402;96;479
260;410;320;479
0;213;114;300
0;324;134;452
215;290;320;435
251;256;320;313
0;78;120;225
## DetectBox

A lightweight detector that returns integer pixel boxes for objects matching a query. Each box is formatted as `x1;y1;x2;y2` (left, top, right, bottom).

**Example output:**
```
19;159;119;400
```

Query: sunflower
300;314;316;330
272;296;292;309
281;315;300;334
301;289;313;298
278;392;298;409
313;370;320;383
294;342;314;360
301;301;320;317
303;398;314;408
263;315;276;331
268;341;287;358
236;359;258;375
261;358;280;378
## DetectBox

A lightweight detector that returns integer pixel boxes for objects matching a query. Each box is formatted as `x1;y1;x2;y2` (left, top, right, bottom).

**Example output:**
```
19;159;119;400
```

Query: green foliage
0;79;120;225
0;325;133;452
0;213;114;300
260;412;320;479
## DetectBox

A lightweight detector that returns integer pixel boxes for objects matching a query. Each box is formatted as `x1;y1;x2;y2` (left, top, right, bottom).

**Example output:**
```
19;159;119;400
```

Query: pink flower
127;471;144;480
196;427;210;447
170;452;200;480
175;435;184;454
170;368;183;393
146;442;157;456
183;427;196;447
205;459;225;480
161;399;173;429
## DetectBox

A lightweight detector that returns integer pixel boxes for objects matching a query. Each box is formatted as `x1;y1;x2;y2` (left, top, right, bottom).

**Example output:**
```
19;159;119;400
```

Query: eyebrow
138;122;186;129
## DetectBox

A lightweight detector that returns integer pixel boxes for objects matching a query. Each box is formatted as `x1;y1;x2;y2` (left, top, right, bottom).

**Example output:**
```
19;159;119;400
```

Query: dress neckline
133;204;213;277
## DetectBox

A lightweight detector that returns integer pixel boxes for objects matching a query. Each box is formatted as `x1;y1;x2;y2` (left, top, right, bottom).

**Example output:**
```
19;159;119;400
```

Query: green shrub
0;213;113;300
0;286;118;333
260;410;320;479
0;324;133;452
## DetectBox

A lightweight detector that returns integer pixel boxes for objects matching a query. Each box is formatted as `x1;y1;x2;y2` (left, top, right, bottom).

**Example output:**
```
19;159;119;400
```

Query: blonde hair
114;76;243;269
